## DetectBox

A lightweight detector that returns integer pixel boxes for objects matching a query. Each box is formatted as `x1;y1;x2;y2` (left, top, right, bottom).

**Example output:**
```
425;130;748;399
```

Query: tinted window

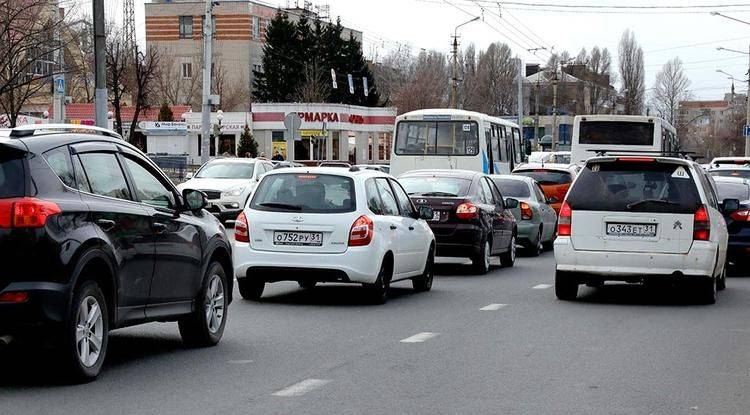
395;121;479;156
78;153;130;200
124;157;176;209
365;179;384;214
72;155;91;193
491;178;530;198
578;121;654;146
533;184;547;202
479;178;495;204
196;162;255;179
250;173;354;213
709;169;750;179
715;181;750;201
375;178;399;216
567;161;701;213
0;153;24;198
400;176;471;197
44;147;75;188
513;169;572;185
391;179;415;217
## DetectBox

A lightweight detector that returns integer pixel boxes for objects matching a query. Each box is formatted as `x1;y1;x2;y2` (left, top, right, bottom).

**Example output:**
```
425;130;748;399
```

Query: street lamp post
450;16;480;109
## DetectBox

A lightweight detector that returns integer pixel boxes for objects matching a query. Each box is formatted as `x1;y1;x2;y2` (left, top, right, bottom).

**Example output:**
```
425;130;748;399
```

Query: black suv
0;125;233;381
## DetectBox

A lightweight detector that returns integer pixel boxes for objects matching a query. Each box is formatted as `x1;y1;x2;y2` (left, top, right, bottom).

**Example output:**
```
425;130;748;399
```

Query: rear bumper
516;221;540;245
728;232;750;261
0;282;69;334
432;224;483;257
554;237;718;278
233;242;383;284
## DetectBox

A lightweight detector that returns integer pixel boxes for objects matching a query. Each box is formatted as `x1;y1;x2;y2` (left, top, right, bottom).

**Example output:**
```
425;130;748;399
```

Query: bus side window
490;125;500;166
512;128;522;165
498;126;508;162
485;129;494;173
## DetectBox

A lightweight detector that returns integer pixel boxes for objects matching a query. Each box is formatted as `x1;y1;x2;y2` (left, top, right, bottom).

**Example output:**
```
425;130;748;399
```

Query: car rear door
390;178;427;274
565;159;701;254
478;176;507;252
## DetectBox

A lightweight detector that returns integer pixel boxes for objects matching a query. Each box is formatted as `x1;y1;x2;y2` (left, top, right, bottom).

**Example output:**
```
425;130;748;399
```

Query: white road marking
479;303;507;311
227;359;253;364
271;379;331;397
533;284;552;289
400;332;439;343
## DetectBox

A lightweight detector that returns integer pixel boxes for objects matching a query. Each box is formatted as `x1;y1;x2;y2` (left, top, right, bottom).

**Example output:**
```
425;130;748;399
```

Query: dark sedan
714;176;750;264
398;170;518;274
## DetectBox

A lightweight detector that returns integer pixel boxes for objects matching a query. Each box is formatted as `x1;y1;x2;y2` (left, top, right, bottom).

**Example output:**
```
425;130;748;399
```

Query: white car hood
177;178;253;192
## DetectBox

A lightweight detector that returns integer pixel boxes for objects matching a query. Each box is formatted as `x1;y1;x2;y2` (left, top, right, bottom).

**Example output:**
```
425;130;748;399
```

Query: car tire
62;280;109;383
364;260;391;304
179;262;228;347
413;247;435;292
298;280;317;289
696;276;716;305
527;228;543;257
555;270;578;301
237;278;265;301
472;238;492;274
717;267;727;291
500;234;516;268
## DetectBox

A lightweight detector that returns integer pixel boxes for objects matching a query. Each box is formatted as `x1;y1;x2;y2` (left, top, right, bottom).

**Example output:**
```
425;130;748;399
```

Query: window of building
181;62;192;79
252;16;260;39
272;131;286;160
179;16;193;39
332;131;340;160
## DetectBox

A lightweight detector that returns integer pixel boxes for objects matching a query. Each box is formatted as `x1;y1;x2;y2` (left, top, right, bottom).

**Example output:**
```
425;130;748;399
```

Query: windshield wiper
258;202;302;211
417;191;459;197
626;199;680;210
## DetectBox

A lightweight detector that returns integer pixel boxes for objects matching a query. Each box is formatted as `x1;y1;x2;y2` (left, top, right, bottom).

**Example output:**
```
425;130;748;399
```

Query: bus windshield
579;121;654;146
395;121;479;156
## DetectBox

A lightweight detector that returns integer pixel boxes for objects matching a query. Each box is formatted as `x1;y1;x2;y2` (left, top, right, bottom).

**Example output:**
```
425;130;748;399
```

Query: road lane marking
479;303;507;311
227;359;253;364
400;332;439;343
271;379;331;397
533;284;552;289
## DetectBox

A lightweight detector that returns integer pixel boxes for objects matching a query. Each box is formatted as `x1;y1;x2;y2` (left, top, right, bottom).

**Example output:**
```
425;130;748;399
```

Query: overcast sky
130;0;750;101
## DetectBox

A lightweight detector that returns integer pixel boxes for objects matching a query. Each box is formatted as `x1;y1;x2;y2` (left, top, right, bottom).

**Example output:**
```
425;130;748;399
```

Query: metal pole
52;0;65;123
201;0;214;164
746;43;750;156
534;80;540;147
93;0;107;128
517;58;523;127
552;73;559;152
450;35;458;109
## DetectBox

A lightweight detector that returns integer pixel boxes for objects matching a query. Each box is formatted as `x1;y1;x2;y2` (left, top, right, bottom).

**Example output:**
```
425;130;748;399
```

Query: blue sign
54;77;65;95
744;125;750;137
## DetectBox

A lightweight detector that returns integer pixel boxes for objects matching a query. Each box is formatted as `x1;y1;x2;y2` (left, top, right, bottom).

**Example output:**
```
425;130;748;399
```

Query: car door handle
152;222;167;233
96;219;115;231
408;226;415;231
390;225;398;230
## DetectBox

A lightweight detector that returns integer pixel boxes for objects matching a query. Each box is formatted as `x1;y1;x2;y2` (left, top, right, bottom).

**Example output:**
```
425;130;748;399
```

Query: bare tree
651;57;691;125
473;43;518;115
0;0;69;126
459;44;479;110
212;61;249;111
65;19;95;103
588;47;615;114
618;29;646;115
106;35;129;137
392;50;450;114
295;61;330;103
153;48;200;108
371;46;413;107
126;46;159;144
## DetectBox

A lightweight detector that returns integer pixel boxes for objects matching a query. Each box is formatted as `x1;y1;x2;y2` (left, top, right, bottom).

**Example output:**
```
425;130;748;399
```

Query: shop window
332;131;340;160
378;132;391;161
218;134;235;156
272;131;286;160
197;135;216;157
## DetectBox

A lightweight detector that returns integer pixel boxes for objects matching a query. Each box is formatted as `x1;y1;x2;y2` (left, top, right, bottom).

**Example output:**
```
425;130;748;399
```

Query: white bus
390;109;524;177
571;115;678;164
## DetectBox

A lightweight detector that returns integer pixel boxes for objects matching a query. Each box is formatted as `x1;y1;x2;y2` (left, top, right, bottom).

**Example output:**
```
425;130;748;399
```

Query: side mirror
182;189;207;212
418;205;434;220
524;140;532;156
722;198;740;214
505;198;519;209
547;196;559;204
185;172;194;180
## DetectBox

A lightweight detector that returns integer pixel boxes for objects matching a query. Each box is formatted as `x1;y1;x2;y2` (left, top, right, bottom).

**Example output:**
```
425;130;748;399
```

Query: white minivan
233;167;436;304
554;155;732;304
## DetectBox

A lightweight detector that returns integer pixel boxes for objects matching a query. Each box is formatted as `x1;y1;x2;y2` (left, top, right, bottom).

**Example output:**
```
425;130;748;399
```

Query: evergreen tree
157;102;173;121
236;124;259;157
252;12;303;102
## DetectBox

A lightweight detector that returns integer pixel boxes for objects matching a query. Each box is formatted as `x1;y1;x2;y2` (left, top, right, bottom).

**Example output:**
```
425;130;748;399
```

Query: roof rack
590;149;698;160
7;124;122;139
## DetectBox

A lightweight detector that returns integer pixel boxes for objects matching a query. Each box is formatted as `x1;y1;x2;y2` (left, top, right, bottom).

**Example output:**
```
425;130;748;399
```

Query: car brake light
456;202;479;220
731;209;750;222
617;157;655;162
349;215;373;246
520;202;533;220
235;212;249;243
693;205;710;241
558;201;572;236
0;197;61;228
0;291;28;303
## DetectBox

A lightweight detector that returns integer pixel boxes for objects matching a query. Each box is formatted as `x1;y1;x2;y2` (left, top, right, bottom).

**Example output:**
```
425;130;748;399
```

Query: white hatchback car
554;155;731;304
233;167;436;303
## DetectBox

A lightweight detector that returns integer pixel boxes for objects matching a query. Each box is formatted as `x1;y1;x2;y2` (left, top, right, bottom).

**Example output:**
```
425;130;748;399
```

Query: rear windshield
250;173;355;213
578;121;654;146
715;181;750;201
709;169;750;180
490;178;530;198
513;169;572;185
196;162;254;179
567;161;701;213
399;176;471;197
0;153;25;198
395;121;480;156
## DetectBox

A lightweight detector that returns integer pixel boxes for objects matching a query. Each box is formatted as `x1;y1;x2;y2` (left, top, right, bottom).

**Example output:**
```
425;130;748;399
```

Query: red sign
296;112;366;124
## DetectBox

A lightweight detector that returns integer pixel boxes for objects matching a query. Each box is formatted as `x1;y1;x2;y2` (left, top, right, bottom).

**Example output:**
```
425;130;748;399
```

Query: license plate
431;211;441;221
606;223;657;238
273;231;323;246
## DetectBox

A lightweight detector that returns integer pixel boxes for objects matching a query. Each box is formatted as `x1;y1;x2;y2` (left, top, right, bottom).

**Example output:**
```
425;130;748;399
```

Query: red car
512;164;577;213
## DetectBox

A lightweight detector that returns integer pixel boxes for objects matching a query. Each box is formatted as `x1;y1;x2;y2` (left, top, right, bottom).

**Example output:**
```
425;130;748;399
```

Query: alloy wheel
204;274;225;334
75;296;104;368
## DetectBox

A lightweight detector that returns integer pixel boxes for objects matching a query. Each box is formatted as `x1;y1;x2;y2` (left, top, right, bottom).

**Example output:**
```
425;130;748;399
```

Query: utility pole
92;0;107;128
201;0;215;164
746;43;750;156
525;47;546;148
52;0;65;123
516;58;523;128
551;69;559;152
450;16;480;109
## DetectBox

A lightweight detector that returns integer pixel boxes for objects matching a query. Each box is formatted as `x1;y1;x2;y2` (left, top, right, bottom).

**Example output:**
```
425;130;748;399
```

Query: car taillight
731;209;750;222
693;205;710;241
558;201;572;236
235;212;249;243
617;157;655;162
0;197;61;228
349;215;373;246
0;291;28;303
456;202;479;220
520;202;533;220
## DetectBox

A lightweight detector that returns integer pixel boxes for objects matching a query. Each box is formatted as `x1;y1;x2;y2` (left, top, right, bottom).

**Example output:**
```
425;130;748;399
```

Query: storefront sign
299;129;326;136
139;121;187;131
296;112;365;125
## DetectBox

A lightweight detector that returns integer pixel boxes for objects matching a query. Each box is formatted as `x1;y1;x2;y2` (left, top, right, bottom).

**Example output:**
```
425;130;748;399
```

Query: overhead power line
467;1;750;9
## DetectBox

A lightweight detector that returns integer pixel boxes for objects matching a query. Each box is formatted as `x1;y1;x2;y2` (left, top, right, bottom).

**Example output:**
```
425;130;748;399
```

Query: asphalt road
2;251;750;415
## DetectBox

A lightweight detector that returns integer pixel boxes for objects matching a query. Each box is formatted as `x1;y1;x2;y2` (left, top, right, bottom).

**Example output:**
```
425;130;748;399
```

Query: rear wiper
258;202;302;211
418;192;458;197
626;199;680;210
